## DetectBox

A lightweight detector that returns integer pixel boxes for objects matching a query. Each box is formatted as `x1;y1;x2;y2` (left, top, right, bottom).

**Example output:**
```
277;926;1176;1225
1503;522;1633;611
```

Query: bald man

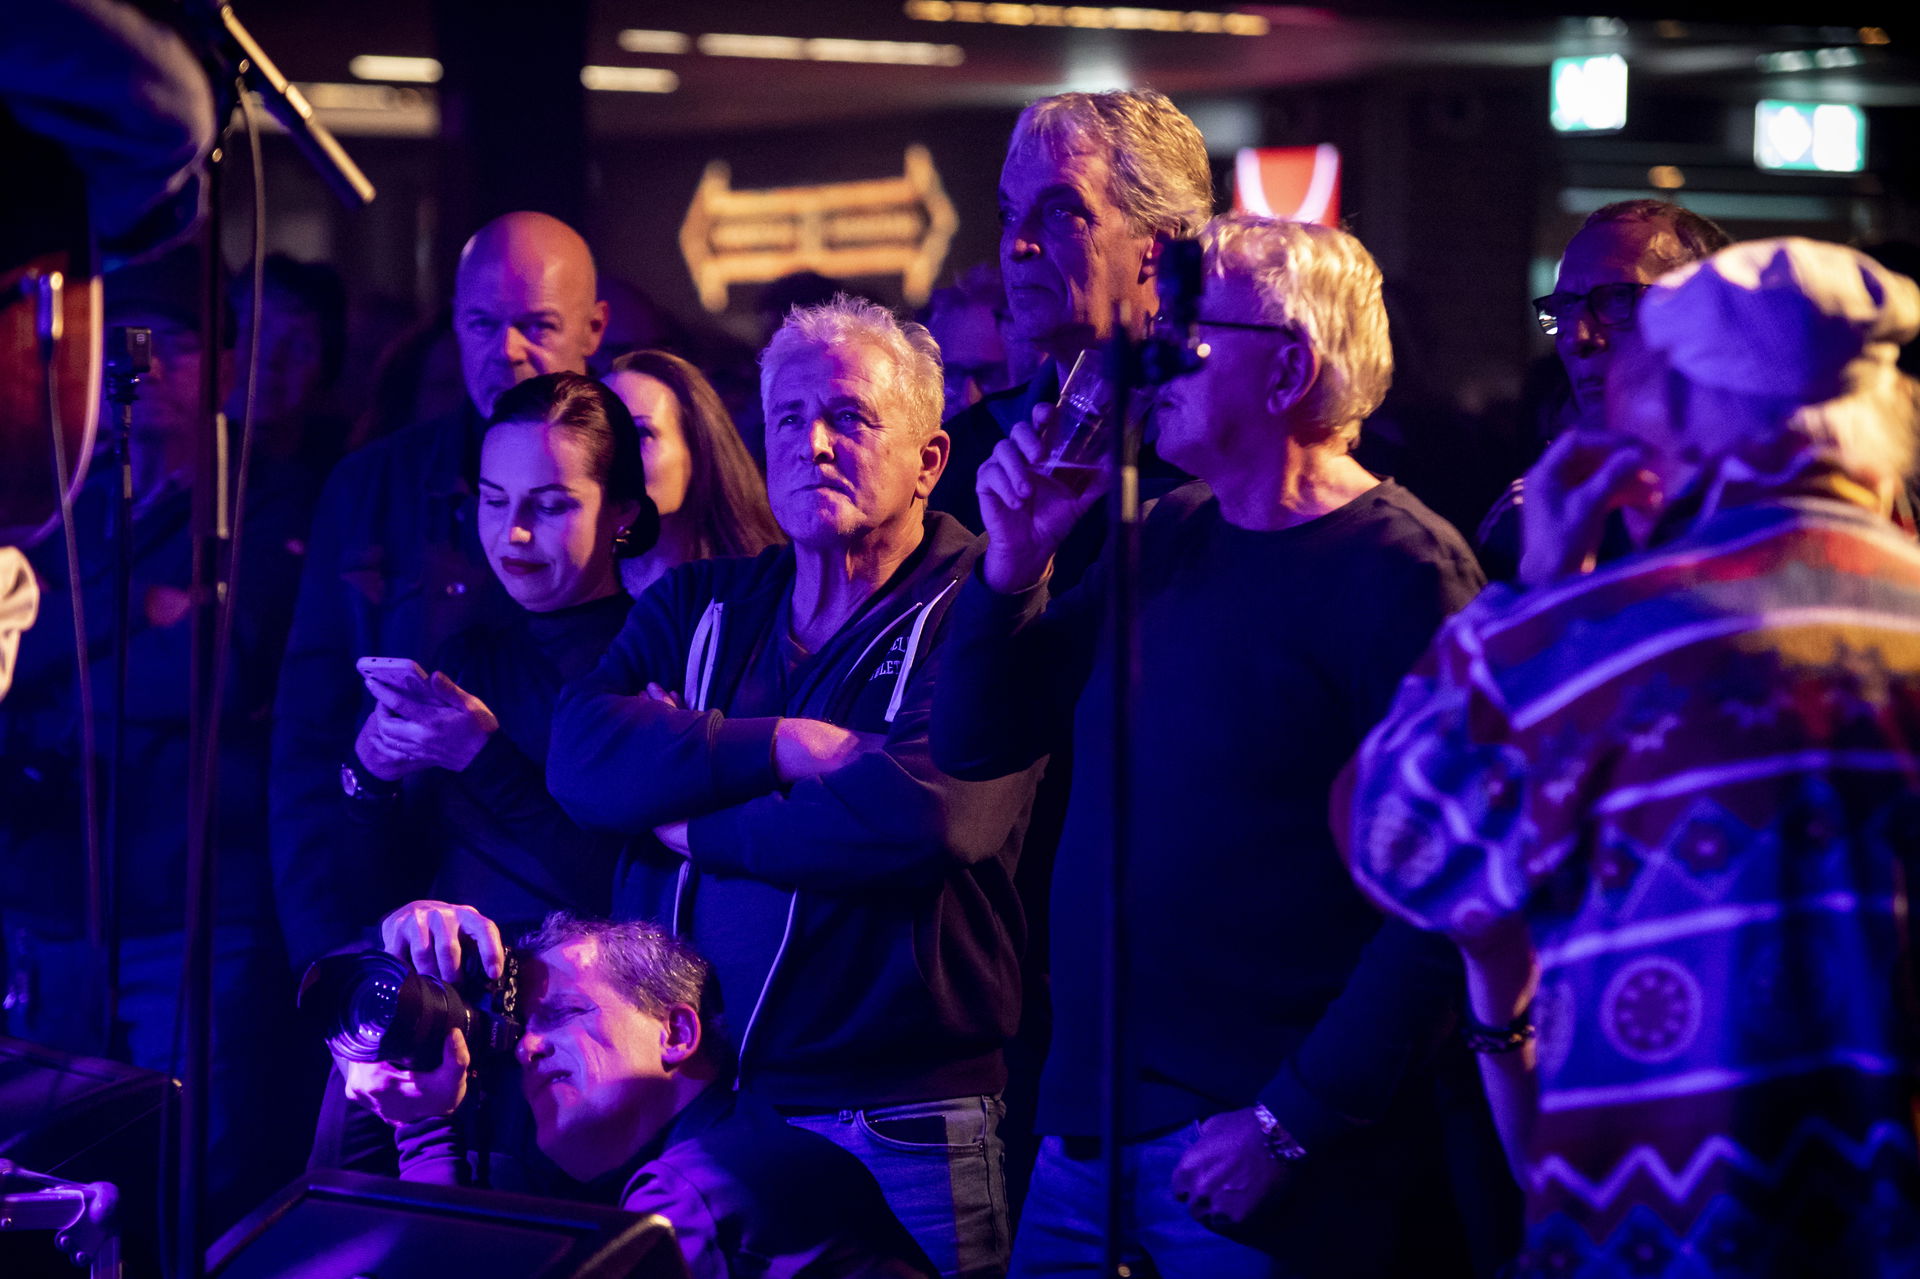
271;211;607;979
453;211;607;417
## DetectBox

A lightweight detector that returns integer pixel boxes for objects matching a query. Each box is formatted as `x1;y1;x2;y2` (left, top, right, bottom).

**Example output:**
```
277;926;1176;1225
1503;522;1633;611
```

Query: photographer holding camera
321;903;932;1279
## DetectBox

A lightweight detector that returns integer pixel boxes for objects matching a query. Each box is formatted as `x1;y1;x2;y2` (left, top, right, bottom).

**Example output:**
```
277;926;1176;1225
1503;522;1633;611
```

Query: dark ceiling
231;2;1917;141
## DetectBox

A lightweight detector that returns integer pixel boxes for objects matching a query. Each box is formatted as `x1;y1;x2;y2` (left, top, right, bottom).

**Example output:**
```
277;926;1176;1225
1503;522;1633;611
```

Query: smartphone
355;656;436;703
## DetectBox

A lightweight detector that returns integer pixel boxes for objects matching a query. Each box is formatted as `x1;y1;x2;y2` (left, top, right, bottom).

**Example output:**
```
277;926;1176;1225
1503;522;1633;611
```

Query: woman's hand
356;671;500;777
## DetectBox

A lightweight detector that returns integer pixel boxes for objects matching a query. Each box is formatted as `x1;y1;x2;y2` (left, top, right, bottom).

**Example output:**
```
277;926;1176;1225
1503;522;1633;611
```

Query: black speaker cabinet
0;1035;177;1278
207;1169;689;1279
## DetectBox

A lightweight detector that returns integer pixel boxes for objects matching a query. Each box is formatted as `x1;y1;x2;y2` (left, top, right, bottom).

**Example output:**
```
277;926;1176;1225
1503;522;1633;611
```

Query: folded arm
548;574;783;833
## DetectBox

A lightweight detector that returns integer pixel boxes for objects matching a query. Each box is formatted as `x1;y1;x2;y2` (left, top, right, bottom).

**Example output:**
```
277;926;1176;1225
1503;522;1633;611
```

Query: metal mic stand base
0;1160;122;1279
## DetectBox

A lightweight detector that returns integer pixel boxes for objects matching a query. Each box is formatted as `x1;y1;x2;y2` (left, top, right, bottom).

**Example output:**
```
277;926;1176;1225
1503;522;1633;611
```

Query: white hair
1202;212;1393;449
1698;353;1920;491
760;294;944;441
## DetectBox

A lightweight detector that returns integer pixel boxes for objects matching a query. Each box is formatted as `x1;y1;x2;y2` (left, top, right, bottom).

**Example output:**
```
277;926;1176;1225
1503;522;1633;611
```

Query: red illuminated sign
1232;145;1341;225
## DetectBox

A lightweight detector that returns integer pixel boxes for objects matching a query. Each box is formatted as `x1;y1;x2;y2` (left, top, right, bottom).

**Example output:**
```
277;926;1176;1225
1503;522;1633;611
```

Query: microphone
1139;237;1207;387
180;1;376;208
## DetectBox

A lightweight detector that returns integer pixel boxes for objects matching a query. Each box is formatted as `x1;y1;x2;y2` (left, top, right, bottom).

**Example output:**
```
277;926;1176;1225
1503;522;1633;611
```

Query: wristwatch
1252;1103;1308;1163
1462;1009;1536;1054
340;756;400;803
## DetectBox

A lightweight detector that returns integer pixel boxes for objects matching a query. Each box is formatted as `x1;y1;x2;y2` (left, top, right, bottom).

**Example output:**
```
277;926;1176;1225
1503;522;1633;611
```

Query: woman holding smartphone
344;371;654;934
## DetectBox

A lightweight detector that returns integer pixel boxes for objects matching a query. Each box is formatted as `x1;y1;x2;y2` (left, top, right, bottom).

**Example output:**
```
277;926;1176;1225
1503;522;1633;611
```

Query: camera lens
298;949;520;1072
299;951;413;1063
339;965;403;1055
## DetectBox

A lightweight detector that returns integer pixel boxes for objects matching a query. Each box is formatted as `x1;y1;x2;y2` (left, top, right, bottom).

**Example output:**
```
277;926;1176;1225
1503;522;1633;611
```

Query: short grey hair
1203;212;1393;449
1579;200;1731;272
1012;91;1213;239
760;293;944;441
518;913;710;1022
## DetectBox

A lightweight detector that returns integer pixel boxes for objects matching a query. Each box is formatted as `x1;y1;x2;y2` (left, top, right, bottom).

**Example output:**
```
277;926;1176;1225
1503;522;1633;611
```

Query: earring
611;526;633;556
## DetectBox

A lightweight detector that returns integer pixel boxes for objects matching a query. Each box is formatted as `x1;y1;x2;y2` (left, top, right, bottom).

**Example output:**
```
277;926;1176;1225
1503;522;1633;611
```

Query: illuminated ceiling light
1583;16;1626;37
618;30;693;55
805;39;965;66
693;33;964;65
1755;100;1866;173
348;54;442;83
698;34;807;59
580;66;680;93
1648;164;1685;189
1860;27;1889;45
272;84;437;137
902;2;1267;36
1550;54;1628;133
1761;46;1862;72
1063;52;1134;92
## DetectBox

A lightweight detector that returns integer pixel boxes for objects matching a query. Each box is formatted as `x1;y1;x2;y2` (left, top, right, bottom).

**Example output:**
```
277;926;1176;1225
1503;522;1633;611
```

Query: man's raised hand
977;407;1109;595
1517;429;1662;589
380;899;506;983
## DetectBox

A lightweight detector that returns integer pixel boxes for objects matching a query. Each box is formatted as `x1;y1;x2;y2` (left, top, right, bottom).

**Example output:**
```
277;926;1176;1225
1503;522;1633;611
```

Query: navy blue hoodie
549;511;1039;1108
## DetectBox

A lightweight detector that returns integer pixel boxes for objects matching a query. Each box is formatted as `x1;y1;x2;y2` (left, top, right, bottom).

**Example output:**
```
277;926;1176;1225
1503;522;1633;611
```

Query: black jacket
549;512;1039;1108
399;1084;932;1279
270;408;514;967
932;481;1485;1144
346;594;631;938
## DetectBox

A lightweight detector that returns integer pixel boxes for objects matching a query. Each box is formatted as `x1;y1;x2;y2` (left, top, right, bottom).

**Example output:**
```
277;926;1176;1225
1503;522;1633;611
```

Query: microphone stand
1097;241;1206;1278
1098;320;1140;1279
172;10;373;1278
100;328;150;1060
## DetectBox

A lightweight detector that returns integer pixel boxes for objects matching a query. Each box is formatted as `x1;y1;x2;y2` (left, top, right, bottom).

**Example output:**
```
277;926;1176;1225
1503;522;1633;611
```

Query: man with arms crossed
549;298;1040;1278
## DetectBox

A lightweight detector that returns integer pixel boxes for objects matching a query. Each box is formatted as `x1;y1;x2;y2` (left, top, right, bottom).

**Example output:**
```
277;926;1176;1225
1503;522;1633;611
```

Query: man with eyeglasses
1477;200;1729;580
931;212;1489;1277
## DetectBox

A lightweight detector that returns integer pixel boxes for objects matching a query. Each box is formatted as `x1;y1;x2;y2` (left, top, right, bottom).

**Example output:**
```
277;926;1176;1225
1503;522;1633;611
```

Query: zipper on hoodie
733;891;800;1089
693;566;961;1086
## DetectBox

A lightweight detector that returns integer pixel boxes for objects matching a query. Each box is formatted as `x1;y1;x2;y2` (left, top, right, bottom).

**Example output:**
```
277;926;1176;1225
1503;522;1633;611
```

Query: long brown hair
610;349;784;560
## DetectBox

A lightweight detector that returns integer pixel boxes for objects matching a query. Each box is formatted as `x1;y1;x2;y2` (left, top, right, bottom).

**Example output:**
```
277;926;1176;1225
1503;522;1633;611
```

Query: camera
298;948;523;1071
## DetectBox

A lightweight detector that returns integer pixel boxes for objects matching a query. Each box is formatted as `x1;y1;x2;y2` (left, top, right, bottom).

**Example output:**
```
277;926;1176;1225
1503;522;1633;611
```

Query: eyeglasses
1199;317;1297;334
1532;282;1649;336
1152;312;1294;338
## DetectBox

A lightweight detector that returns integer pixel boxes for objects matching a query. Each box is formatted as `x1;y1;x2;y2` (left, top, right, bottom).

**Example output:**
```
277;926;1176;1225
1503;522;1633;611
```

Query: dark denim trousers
787;1093;1011;1279
1010;1127;1285;1279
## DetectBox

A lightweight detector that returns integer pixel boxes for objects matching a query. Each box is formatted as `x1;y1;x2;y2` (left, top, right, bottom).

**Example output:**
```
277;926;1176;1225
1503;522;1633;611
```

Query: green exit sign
1551;55;1628;133
1754;100;1867;173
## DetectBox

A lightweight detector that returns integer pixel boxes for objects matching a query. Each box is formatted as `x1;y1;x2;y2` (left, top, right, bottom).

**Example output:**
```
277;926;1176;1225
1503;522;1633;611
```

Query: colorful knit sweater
1342;480;1920;1278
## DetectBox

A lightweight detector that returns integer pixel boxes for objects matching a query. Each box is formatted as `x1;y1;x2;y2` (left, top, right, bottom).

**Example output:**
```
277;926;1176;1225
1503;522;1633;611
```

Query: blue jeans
1010;1127;1283;1279
786;1094;1010;1279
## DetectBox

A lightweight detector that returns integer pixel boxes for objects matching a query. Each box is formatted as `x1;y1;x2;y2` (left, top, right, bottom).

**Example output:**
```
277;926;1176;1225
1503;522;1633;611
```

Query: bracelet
1462;1010;1535;1054
1251;1103;1308;1162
